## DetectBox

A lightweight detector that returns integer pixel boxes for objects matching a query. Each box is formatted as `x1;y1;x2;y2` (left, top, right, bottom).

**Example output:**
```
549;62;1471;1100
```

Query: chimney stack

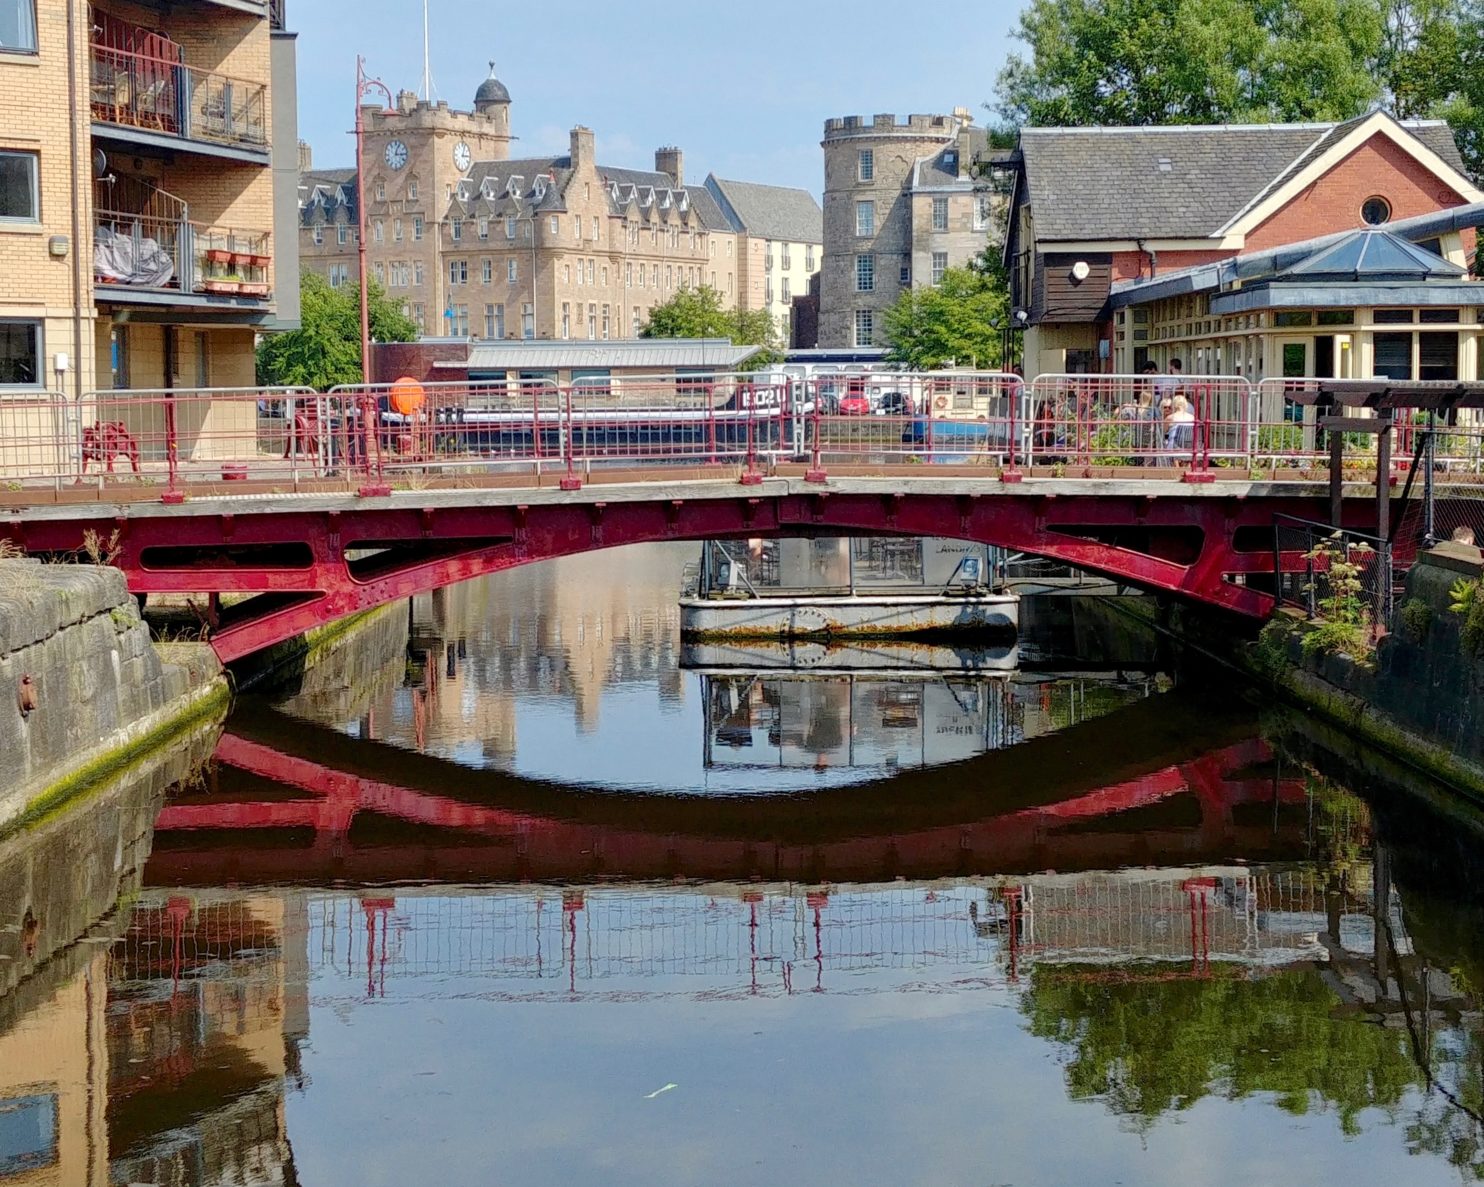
570;126;596;172
297;140;313;171
655;146;684;188
397;89;418;114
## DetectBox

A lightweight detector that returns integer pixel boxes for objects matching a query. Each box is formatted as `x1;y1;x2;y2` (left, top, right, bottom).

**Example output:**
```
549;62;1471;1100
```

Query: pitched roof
1018;117;1469;241
298;169;358;226
703;176;823;244
1275;228;1466;281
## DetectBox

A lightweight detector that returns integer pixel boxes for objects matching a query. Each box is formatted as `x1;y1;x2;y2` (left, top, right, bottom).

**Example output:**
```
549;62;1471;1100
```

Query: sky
290;0;1031;197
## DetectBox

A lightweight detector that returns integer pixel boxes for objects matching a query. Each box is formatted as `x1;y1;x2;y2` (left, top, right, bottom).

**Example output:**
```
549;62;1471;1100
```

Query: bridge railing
1272;514;1395;627
4;372;1482;497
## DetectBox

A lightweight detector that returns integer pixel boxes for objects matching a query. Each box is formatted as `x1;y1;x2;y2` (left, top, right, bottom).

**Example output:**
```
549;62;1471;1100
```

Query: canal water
6;544;1484;1186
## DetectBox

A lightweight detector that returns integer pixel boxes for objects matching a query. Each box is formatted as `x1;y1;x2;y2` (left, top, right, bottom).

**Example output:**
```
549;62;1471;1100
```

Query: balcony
94;182;272;308
89;21;269;162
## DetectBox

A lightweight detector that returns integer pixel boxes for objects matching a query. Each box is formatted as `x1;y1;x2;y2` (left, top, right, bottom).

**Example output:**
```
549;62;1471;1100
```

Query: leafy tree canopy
256;273;419;390
639;285;780;364
881;264;1010;371
994;0;1484;179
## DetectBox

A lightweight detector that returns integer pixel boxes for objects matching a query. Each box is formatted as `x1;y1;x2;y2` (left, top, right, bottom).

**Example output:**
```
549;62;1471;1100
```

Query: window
375;180;386;201
478;217;490;240
602;266;609;287
338;224;349;245
1361;196;1392;226
373;262;385;285
626;262;633;288
858;149;874;182
576;261;584;286
855;254;874;292
854;309;873;347
1421;332;1459;381
452;304;469;336
0;319;41;385
450;218;462;242
632;306;641;336
765;279;774;304
573;216;581;238
482;258;493;283
900;262;911;285
652;264;658;287
194;331;210;388
505;216;516;240
765;243;775;271
973;195;992;232
408;178;419;199
414;261;424;286
312;225;323;245
449;259;468;285
372;219;384;243
931;251;948;284
522;303;534;339
782;277;791;301
0;2;39;53
932;196;948;232
856;200;874;237
549;215;559;235
1420;308;1461;324
587;260;594;284
561;302;570;338
412;302;425;328
1373;331;1411;379
588;303;597;339
805;246;815;271
508;258;518;283
393;218;403;242
109;326;128;388
782;247;792;269
1374;309;1415;324
636;264;644;289
601;304;610;339
591;216;599;241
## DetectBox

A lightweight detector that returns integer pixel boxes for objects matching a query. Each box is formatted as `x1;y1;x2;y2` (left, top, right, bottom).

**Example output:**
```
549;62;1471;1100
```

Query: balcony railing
95;212;272;300
90;44;268;152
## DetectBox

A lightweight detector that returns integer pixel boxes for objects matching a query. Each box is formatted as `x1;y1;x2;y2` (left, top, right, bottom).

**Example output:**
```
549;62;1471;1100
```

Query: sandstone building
819;110;997;348
0;0;300;400
299;69;821;347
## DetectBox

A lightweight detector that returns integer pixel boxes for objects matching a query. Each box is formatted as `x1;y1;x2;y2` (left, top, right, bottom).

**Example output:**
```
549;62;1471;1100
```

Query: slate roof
298;169;358;226
912;127;990;188
703;176;823;244
1018;117;1469;242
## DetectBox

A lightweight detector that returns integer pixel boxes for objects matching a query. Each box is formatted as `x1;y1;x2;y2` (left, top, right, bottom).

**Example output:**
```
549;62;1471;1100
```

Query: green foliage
1090;422;1135;465
639;285;779;365
1257;424;1305;457
1255;617;1296;674
1398;596;1433;642
1022;965;1420;1134
1299;538;1376;659
1449;576;1484;655
995;0;1484;182
256;273;418;391
881;265;1009;371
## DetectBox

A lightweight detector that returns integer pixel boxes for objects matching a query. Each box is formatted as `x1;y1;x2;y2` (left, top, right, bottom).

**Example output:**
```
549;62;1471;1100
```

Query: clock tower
352;63;515;334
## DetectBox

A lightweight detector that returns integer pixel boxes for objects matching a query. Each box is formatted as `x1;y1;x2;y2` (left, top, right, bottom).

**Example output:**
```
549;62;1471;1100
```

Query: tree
639;285;780;358
256;273;419;390
881;264;1009;371
995;0;1385;128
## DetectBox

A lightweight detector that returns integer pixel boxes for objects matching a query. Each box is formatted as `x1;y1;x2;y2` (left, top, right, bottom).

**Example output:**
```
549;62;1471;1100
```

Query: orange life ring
933;394;948;411
390;376;426;416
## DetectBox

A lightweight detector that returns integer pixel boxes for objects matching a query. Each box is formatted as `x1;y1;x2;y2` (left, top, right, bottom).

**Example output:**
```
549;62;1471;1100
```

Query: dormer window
1156;157;1173;173
943;150;958;170
507;176;523;197
482;179;497;200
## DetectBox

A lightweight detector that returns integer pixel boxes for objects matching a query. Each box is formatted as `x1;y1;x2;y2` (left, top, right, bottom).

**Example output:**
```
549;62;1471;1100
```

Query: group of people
1032;359;1196;464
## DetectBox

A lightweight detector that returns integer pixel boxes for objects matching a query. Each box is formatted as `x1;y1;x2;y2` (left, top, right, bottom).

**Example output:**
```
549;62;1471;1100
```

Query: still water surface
5;545;1484;1186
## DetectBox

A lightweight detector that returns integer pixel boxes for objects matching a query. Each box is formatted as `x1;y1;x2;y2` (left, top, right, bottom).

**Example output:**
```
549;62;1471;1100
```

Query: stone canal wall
0;559;228;828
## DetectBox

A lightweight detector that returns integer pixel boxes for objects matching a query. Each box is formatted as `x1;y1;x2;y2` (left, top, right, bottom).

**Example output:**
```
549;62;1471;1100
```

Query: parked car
837;392;871;416
876;391;913;417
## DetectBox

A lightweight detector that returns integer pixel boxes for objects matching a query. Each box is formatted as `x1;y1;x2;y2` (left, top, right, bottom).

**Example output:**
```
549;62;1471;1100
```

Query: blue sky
290;0;1030;196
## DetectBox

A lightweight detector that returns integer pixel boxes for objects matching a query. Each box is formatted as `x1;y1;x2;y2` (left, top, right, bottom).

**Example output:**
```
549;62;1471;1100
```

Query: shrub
1398;598;1432;644
1090;423;1134;466
1450;578;1484;657
1300;620;1373;661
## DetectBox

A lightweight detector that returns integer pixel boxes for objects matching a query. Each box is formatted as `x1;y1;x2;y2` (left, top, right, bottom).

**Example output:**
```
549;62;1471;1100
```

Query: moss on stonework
2;678;229;841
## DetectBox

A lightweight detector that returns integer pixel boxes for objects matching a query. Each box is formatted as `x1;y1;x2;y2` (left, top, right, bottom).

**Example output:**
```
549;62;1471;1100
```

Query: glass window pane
1419;331;1457;381
0;320;39;384
0;152;36;219
0;1;38;52
1373;331;1412;380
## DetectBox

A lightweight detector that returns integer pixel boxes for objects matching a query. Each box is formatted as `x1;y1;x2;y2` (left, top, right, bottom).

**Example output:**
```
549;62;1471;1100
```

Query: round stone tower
820;113;964;348
473;61;512;143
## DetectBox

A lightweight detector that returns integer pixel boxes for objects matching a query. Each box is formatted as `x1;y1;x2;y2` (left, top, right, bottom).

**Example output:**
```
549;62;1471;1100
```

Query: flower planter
238;282;269;298
204;248;233;264
203;279;240;295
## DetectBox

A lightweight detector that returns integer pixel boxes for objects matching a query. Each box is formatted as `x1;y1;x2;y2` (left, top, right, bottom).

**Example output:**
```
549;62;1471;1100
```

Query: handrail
89;41;268;150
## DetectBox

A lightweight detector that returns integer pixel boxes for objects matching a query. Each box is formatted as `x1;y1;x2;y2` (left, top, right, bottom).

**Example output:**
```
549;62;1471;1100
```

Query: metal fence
1273;514;1395;627
3;372;1483;499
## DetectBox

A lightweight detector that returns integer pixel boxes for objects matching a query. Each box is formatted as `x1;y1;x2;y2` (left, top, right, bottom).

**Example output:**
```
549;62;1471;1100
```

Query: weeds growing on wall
1300;539;1374;661
1450;578;1484;657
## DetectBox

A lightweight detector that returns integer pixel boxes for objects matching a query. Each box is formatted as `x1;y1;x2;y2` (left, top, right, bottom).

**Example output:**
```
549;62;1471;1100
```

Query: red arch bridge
2;373;1481;662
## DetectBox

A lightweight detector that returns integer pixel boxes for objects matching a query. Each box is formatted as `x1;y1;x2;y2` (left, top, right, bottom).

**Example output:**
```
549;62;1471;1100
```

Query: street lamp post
355;57;393;385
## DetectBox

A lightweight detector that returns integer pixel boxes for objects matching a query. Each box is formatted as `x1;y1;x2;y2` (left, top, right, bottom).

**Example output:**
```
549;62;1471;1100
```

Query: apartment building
0;0;299;401
300;76;814;344
703;176;822;346
819;110;997;348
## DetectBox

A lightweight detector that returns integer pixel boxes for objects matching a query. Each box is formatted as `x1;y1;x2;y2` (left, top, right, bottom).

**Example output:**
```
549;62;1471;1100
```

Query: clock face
453;141;472;171
383;140;409;171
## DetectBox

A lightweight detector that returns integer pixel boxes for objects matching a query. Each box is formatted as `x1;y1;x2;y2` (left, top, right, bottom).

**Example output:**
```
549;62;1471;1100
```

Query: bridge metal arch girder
5;489;1333;663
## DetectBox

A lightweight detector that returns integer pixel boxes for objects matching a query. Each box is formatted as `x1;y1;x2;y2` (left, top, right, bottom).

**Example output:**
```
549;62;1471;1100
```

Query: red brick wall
1246;132;1468;251
1112;249;1236;283
370;342;469;386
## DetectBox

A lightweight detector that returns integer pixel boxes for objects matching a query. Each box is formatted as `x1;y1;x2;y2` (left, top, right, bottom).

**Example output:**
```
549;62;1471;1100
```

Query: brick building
1005;112;1484;382
819;110;999;348
0;0;300;402
299;70;822;347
